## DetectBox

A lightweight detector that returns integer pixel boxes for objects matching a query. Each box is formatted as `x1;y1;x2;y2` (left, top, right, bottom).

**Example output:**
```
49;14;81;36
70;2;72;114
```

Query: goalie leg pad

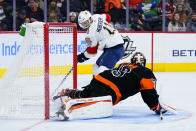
63;95;113;120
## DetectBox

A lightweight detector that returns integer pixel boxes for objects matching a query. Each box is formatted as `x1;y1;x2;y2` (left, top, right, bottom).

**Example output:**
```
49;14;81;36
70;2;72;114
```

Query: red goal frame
44;23;77;119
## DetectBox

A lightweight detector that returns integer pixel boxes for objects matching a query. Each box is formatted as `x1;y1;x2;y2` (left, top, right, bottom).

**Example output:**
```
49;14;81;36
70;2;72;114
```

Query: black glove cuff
81;53;89;60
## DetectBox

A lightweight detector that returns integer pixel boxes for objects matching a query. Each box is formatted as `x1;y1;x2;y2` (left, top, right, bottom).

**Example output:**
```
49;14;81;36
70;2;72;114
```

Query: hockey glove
77;53;89;63
154;104;167;115
53;89;75;101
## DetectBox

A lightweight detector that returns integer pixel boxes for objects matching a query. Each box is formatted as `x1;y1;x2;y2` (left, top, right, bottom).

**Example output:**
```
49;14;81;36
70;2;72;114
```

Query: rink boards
0;32;196;78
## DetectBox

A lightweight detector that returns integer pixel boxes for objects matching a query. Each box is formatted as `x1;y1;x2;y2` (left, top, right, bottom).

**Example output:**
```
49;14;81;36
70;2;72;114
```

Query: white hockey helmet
78;10;92;29
130;52;146;66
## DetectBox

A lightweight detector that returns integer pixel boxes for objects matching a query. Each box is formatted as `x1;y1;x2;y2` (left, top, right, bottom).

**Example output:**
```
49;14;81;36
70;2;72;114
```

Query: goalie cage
0;22;77;120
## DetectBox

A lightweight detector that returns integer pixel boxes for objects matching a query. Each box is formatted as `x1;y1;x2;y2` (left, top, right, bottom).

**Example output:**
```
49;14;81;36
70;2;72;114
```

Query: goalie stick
157;85;177;120
53;93;68;101
50;67;74;100
155;83;177;120
158;101;177;120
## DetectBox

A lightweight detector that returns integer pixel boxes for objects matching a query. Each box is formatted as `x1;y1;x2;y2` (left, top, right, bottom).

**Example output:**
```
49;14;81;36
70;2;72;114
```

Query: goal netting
0;22;77;119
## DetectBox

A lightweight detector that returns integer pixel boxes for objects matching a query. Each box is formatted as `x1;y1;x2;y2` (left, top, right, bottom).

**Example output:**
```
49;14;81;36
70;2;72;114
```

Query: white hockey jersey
85;14;124;52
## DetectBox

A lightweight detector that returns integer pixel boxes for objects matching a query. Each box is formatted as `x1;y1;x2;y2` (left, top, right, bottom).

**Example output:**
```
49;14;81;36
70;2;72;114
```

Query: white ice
1;72;196;131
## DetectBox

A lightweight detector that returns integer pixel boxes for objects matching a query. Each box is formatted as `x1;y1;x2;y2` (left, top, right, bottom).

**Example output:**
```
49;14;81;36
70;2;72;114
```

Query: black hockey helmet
130;52;146;66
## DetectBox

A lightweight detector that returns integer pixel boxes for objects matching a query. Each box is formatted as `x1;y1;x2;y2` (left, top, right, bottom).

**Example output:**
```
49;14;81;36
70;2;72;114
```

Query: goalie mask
78;10;92;29
130;52;146;66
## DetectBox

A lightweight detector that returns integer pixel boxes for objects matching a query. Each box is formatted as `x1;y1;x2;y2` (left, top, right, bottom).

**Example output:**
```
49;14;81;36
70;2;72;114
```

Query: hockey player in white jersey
77;10;125;76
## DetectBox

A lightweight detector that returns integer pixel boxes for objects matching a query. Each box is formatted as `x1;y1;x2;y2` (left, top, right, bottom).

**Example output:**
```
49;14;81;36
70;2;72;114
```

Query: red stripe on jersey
86;44;99;54
103;13;111;23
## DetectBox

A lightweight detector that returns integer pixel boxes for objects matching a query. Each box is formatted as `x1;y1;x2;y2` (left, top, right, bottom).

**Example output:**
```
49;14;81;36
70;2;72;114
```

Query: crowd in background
0;0;196;32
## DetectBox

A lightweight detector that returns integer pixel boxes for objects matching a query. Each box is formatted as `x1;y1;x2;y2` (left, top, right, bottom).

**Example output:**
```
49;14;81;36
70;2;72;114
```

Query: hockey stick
50;67;74;99
160;110;163;120
158;83;164;120
53;94;68;101
157;83;177;120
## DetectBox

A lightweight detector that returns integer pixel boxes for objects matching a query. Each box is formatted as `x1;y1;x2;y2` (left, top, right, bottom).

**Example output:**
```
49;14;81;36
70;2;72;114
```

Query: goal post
0;22;78;119
44;23;77;119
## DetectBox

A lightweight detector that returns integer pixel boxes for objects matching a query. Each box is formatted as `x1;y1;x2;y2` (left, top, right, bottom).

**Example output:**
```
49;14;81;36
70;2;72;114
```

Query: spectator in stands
121;0;144;9
26;0;44;22
0;0;6;26
69;12;77;23
48;0;60;22
158;0;175;17
16;8;27;31
119;0;144;30
138;0;162;31
68;11;84;31
36;0;44;10
129;6;145;31
48;0;58;14
173;0;192;18
104;0;125;27
168;12;186;31
169;4;188;23
0;7;12;31
138;0;160;19
158;0;175;29
60;0;90;22
186;12;196;32
48;10;58;23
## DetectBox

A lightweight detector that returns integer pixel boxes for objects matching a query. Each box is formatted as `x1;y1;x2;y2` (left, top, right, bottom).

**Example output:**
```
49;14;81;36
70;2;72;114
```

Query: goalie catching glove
77;53;89;63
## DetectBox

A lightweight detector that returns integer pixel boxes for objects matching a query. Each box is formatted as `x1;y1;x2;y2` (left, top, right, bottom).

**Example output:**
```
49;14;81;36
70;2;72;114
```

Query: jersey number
103;22;116;35
111;65;131;77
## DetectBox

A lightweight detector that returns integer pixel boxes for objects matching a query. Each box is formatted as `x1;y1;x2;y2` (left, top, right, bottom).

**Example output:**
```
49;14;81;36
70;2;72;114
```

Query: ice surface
1;72;196;131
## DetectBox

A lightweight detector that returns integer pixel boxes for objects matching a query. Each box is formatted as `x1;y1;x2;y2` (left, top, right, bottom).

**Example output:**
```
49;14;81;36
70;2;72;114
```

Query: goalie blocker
54;95;113;120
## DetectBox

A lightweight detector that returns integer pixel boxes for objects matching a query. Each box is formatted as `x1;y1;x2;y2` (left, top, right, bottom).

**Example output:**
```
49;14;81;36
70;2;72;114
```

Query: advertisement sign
154;33;196;63
0;32;196;75
0;33;152;67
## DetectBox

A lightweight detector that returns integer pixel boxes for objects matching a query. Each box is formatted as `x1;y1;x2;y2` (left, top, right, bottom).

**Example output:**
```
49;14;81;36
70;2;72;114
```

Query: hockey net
0;22;77;119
